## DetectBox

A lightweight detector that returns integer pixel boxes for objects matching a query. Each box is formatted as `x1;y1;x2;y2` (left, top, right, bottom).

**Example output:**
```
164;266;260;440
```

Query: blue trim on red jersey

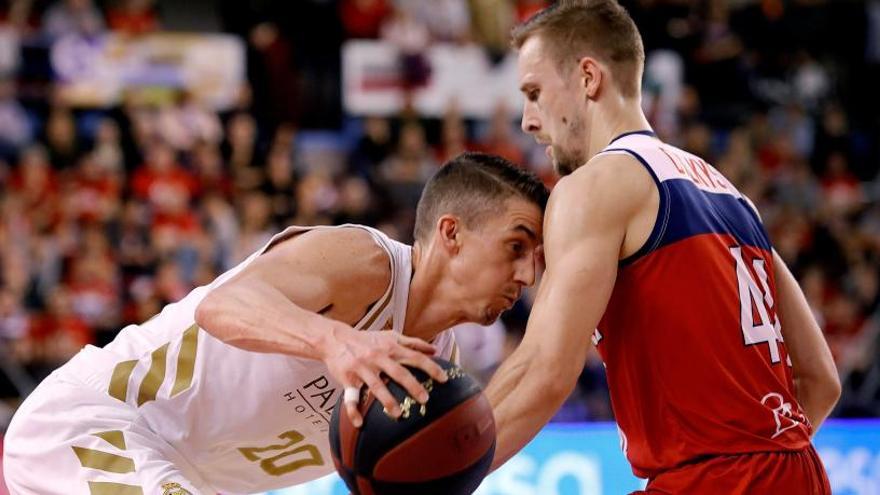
657;178;773;252
601;146;772;266
602;148;671;267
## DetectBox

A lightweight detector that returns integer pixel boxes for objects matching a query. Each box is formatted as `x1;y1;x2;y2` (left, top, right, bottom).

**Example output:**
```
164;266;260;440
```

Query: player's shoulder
264;226;392;300
550;152;654;213
303;226;391;289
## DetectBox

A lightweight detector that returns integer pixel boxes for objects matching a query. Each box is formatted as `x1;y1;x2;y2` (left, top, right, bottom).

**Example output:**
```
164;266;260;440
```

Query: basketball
329;358;496;495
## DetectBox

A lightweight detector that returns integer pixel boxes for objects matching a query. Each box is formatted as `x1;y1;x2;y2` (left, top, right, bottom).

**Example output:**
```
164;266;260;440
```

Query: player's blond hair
511;0;645;98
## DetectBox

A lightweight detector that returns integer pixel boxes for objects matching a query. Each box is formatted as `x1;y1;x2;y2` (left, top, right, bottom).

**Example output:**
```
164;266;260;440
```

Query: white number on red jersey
730;246;789;365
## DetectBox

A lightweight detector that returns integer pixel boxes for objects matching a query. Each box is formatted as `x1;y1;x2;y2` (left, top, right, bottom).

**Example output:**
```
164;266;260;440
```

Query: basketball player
486;2;840;493
3;152;547;494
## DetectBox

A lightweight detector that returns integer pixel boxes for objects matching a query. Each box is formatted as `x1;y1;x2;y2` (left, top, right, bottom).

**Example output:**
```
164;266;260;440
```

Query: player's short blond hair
511;0;645;98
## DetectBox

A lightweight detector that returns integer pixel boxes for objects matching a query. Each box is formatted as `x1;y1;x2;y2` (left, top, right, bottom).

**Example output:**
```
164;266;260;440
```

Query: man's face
518;36;589;176
451;197;543;325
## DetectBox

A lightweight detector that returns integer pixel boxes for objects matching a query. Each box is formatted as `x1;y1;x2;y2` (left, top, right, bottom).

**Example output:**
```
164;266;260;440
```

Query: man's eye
510;242;524;254
528;91;539;102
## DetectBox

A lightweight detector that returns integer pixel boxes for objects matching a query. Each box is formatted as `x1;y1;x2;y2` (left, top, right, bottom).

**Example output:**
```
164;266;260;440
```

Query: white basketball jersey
55;224;457;494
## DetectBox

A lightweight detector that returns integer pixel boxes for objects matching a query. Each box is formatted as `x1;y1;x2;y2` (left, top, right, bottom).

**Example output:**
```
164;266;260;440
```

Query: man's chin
553;159;576;177
481;308;504;326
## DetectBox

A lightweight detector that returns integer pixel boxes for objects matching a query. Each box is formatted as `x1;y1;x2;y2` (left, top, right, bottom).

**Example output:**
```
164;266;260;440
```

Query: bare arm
486;156;650;469
195;228;380;358
196;268;384;359
773;250;841;433
195;228;446;424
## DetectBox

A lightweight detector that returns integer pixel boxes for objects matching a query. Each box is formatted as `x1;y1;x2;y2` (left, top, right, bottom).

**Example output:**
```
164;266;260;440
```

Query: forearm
487;350;575;470
773;251;841;434
488;256;614;469
794;374;839;433
195;278;340;360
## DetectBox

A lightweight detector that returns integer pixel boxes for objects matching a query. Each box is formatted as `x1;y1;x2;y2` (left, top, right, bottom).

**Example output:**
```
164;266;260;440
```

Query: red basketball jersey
594;131;812;480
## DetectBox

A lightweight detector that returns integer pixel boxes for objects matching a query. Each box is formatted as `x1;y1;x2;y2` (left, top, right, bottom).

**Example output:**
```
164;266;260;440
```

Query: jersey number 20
238;430;324;476
730;246;788;365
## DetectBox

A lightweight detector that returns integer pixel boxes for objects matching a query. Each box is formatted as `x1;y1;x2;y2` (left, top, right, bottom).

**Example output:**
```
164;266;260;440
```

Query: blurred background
0;0;878;493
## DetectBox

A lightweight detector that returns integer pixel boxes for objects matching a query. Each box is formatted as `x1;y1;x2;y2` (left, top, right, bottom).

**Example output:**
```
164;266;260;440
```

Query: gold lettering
385;367;465;420
238;430;325;476
446;366;466;380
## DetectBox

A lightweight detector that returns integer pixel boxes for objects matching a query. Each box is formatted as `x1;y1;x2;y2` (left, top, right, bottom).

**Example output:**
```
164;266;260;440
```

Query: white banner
51;32;245;110
343;41;523;118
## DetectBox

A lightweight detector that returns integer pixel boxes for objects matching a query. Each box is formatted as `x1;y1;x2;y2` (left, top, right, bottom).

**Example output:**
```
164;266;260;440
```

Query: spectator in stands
106;0;159;36
378;121;436;210
10;146;58;233
259;145;298;228
435;107;471;164
411;0;471;43
63;152;121;224
339;0;392;40
0;78;31;159
43;107;78;169
468;0;515;62
381;4;431;91
232;190;273;263
42;0;105;40
157;91;223;152
91;118;125;174
23;286;92;374
476;102;525;165
349;116;393;179
130;141;198;211
191;141;233;200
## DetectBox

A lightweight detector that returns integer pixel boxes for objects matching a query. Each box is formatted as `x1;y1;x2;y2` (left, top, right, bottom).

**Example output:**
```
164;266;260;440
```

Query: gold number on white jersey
238;430;325;476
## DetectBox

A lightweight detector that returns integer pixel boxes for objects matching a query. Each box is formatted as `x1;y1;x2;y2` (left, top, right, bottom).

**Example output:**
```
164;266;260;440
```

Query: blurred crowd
0;0;879;427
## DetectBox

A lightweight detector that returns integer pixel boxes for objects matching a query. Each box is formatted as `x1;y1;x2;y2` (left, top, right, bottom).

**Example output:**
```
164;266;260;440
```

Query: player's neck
586;98;653;161
403;245;464;342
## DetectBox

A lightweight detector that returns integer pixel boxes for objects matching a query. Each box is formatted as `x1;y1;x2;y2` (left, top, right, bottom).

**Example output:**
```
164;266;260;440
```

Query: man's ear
578;56;603;100
437;215;462;254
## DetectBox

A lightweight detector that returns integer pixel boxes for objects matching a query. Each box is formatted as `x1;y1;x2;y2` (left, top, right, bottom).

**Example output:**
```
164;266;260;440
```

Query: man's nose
515;255;537;288
521;106;540;134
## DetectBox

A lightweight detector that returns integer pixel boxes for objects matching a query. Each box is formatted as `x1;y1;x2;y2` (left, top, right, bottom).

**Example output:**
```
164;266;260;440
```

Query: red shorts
632;446;831;495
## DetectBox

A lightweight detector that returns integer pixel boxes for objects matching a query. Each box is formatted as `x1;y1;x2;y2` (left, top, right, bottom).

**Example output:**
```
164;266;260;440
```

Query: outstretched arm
773;250;841;433
486;156;650;469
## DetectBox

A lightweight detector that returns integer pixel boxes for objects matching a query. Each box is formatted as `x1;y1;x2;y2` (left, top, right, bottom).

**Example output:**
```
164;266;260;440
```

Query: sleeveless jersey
55;224;458;493
594;132;812;480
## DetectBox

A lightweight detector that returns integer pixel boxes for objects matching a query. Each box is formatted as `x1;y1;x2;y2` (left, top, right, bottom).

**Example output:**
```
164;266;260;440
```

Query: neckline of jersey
608;130;656;145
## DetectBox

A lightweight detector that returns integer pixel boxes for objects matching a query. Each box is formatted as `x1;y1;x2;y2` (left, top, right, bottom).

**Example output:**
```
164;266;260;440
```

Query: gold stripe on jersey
450;341;459;364
137;343;170;406
93;430;126;450
72;446;136;474
88;481;143;495
361;289;393;330
108;360;138;402
171;324;199;397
